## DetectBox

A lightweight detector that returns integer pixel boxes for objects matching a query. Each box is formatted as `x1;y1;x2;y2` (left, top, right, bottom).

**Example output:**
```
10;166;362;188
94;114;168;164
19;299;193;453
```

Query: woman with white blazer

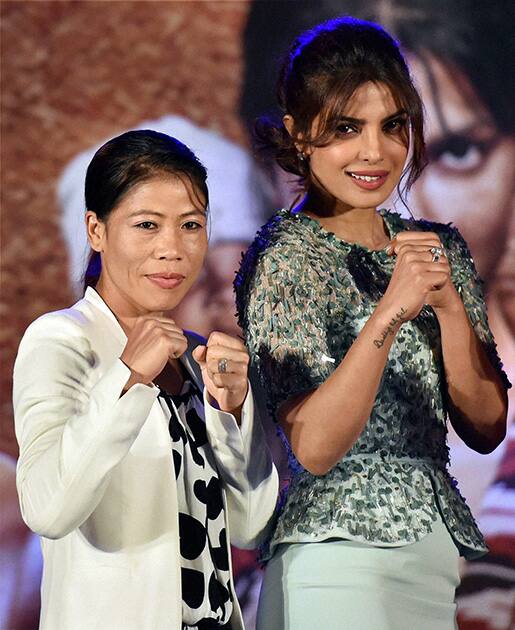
13;129;278;630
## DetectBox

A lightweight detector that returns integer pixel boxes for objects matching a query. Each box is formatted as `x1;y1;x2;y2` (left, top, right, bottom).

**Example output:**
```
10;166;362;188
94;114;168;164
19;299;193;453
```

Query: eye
335;123;358;135
135;221;156;230
182;220;204;231
383;117;407;134
429;136;491;173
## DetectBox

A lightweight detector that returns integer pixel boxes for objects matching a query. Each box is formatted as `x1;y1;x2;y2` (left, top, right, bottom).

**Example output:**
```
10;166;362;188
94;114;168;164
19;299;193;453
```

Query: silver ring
218;358;228;374
430;246;443;263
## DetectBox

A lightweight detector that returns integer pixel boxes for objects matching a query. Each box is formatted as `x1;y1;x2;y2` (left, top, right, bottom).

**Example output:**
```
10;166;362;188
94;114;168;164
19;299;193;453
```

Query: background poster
1;1;513;628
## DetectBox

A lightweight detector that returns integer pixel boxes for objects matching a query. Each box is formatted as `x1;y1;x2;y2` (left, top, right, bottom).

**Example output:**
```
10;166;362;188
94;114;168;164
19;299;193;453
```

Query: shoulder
20;301;89;342
391;211;469;253
398;214;478;283
16;297;103;360
235;210;320;292
401;213;462;242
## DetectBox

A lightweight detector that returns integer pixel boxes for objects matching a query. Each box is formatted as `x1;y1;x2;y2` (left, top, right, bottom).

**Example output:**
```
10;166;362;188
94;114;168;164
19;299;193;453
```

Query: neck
300;190;389;250
93;278;163;335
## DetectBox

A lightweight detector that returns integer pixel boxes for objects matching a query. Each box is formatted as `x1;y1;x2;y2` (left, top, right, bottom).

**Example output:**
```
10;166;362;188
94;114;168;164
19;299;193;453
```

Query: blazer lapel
180;331;205;392
84;287;205;393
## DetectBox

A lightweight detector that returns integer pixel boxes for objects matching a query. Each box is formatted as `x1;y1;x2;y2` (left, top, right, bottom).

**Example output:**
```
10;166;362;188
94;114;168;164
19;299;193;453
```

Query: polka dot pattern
160;379;232;626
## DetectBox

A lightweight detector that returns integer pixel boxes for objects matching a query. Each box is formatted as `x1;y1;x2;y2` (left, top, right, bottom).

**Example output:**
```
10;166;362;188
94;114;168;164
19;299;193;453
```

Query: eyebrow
128;209;206;219
339;109;408;125
426;119;497;142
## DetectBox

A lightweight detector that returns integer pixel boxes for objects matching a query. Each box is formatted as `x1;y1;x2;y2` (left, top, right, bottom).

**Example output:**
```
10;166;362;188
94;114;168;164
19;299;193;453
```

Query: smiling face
304;81;409;213
86;176;208;320
408;54;515;280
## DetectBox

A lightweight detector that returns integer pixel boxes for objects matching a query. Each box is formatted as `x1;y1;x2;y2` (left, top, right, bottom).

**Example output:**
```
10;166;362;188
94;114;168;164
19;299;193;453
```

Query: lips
346;170;389;190
146;272;185;290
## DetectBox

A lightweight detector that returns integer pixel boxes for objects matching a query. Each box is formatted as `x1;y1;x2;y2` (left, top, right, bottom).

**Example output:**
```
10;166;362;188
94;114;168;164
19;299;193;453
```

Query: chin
140;293;182;314
346;193;391;208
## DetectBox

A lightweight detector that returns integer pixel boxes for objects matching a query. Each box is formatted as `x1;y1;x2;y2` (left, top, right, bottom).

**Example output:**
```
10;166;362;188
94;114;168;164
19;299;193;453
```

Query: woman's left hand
192;332;250;419
388;231;462;313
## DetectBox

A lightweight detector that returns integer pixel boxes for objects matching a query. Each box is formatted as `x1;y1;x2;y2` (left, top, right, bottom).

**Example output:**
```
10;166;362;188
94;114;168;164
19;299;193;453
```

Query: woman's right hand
381;230;450;321
120;315;188;390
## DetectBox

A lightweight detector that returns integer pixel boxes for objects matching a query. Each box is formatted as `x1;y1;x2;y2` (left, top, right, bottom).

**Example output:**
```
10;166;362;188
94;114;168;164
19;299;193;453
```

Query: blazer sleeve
13;312;159;539
203;384;279;550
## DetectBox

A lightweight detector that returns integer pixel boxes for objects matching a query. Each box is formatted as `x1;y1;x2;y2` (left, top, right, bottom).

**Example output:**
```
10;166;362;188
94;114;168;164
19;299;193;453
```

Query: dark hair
83;129;208;289
252;16;425;199
242;1;514;159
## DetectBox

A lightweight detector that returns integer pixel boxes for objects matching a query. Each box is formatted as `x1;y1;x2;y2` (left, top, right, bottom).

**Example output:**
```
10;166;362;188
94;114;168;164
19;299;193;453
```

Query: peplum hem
262;455;487;562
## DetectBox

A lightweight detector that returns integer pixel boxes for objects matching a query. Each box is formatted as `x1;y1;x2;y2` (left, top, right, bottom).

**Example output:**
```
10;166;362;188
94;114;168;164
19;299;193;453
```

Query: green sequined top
235;208;511;561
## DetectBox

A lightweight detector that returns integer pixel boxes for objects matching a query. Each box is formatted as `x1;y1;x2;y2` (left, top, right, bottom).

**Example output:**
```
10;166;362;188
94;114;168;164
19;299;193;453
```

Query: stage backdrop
1;2;513;629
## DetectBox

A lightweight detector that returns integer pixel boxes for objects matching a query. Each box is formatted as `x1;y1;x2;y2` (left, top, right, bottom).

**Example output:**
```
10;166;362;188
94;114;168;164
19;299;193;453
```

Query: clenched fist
382;230;460;319
120;315;188;390
192;331;250;420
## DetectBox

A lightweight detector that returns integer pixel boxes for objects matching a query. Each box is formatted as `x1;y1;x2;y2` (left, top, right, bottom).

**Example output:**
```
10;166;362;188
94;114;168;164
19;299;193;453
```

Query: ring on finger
218;358;228;374
430;246;444;263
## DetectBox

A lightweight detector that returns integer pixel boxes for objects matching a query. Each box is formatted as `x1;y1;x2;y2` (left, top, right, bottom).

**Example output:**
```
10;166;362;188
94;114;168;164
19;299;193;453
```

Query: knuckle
237;351;250;365
208;331;223;345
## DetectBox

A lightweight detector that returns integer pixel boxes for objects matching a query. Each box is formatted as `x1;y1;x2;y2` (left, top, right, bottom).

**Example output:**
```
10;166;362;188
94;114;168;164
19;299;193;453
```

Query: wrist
120;359;149;392
224;404;243;425
207;392;244;425
366;302;406;350
374;300;408;328
434;295;467;324
432;287;466;318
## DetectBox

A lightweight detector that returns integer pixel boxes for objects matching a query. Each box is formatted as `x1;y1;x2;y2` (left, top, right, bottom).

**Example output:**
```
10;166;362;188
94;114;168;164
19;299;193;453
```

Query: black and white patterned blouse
159;378;233;629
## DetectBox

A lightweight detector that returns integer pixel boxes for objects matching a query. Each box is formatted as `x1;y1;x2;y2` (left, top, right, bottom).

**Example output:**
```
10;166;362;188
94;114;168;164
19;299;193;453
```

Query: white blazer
13;287;278;630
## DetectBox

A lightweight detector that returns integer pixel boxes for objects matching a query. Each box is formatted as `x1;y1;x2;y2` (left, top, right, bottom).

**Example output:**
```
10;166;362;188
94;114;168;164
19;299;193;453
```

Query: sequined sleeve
241;245;334;421
443;225;511;390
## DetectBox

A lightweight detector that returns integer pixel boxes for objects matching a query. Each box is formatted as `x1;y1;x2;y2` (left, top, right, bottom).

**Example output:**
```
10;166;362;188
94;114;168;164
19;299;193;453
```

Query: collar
83;286;203;389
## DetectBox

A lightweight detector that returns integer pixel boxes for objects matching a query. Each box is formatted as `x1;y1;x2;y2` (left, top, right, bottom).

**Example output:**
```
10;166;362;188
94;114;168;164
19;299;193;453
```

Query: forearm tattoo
373;307;407;348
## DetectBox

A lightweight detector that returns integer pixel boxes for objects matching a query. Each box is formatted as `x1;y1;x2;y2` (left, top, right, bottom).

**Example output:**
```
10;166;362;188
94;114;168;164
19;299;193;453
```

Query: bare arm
388;227;509;454
436;299;507;452
279;302;407;475
276;231;453;475
423;227;510;452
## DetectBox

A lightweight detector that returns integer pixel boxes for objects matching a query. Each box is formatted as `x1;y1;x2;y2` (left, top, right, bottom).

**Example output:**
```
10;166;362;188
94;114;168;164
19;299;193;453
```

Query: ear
283;114;295;137
283;114;311;156
85;211;106;252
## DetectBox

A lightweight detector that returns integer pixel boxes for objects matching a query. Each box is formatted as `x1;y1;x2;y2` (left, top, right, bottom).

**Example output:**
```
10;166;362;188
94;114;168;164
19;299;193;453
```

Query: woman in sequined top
235;17;510;630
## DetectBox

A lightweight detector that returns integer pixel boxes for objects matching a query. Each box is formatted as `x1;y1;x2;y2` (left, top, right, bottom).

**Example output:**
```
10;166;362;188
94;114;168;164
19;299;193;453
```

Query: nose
359;128;383;164
154;227;183;260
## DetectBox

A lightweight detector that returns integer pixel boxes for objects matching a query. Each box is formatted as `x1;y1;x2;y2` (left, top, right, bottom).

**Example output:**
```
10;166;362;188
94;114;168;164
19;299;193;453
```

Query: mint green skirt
256;514;460;630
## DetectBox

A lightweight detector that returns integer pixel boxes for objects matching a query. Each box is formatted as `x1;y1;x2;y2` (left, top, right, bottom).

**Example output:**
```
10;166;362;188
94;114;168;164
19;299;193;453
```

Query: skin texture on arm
279;301;406;475
426;228;509;452
437;301;507;452
243;227;450;476
245;220;508;475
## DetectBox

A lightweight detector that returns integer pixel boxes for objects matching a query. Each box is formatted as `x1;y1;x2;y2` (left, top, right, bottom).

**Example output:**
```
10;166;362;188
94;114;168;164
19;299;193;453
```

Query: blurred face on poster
172;241;246;338
408;54;515;284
